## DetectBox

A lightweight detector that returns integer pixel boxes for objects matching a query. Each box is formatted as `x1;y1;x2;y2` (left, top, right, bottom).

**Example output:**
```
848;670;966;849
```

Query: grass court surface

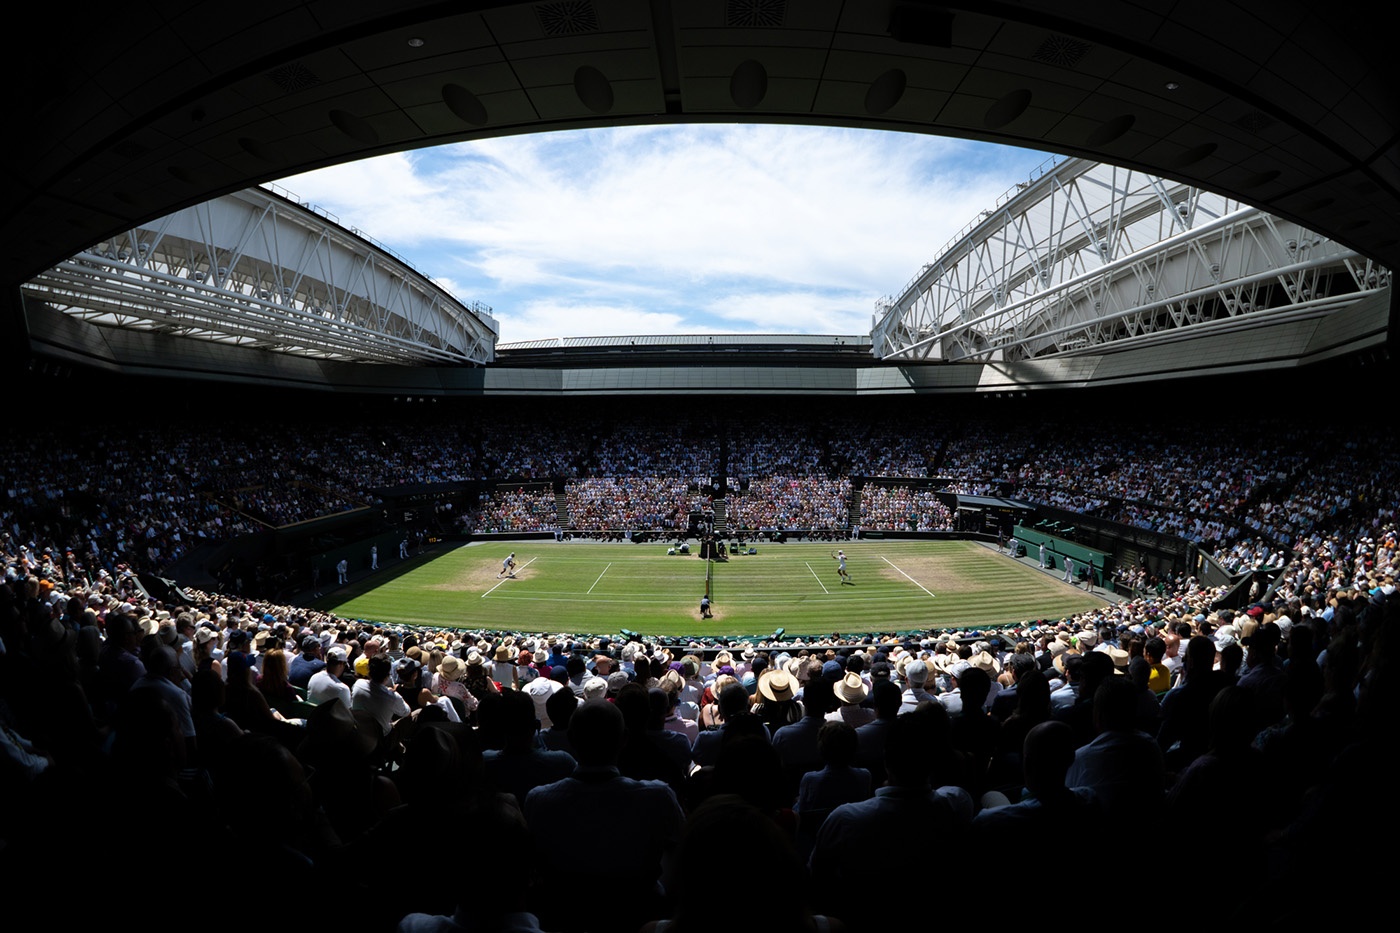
316;540;1106;638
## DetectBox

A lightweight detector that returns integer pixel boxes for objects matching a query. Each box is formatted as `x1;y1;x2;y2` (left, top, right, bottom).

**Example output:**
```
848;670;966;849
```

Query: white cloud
501;300;729;343
701;289;875;334
278;125;1050;339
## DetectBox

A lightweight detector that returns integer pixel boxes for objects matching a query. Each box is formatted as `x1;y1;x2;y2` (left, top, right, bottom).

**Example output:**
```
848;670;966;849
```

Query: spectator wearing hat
191;625;221;675
462;650;499;701
394;656;439;713
753;669;802;732
522;654;563;726
432;653;479;720
539;677;579;757
491;643;518;690
659;670;699;746
288;634;326;689
604;670;631;701
581;676;610;703
827;671;875;728
898;659;936;715
309;646;353;708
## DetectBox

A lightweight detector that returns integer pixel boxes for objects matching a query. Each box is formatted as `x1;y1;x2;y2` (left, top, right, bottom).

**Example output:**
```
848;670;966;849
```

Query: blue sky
279;124;1052;343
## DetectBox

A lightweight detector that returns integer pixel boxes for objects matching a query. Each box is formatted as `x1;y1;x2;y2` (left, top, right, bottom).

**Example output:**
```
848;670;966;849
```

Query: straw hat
438;654;465;680
757;669;795;703
835;671;869;705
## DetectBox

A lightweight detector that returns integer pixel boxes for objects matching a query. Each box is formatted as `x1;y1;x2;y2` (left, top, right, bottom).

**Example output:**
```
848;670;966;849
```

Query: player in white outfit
833;549;852;585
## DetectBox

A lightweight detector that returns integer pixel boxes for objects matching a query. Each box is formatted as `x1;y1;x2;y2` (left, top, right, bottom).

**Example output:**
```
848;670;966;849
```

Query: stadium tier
4;2;1397;928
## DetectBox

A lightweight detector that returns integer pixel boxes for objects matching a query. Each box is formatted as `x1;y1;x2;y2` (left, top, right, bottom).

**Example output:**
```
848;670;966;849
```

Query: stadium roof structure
5;0;1396;391
23;185;499;365
871;156;1389;367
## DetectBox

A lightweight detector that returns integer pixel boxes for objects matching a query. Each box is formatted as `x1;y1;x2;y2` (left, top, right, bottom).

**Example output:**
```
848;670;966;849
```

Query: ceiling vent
726;0;785;28
536;1;599;36
1033;34;1091;69
266;61;321;94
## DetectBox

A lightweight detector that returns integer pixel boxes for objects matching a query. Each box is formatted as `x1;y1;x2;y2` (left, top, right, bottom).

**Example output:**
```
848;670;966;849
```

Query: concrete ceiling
6;0;1397;308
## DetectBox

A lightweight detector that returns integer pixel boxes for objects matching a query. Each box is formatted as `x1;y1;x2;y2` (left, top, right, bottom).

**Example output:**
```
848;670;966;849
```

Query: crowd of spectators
858;484;954;531
462;487;559;534
826;417;939;476
8;413;1400;582
1212;537;1288;573
566;478;696;532
5;503;1394;929
730;476;851;533
1;428;260;574
588;422;716;485
729;420;826;479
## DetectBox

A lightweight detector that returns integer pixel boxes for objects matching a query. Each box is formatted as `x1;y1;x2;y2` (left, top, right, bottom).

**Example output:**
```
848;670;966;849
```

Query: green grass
314;540;1107;637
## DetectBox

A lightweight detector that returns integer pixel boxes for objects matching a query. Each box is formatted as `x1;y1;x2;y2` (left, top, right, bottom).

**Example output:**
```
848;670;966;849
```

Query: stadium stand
4;3;1398;929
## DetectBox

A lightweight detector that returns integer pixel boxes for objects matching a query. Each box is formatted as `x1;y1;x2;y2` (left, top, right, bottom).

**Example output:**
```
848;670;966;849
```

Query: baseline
586;563;612;594
879;555;937;598
482;556;538;597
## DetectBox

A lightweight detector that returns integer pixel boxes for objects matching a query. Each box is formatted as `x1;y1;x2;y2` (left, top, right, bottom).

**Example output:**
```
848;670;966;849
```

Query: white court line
880;556;936;597
482;556;538;597
804;562;831;594
586;562;612;594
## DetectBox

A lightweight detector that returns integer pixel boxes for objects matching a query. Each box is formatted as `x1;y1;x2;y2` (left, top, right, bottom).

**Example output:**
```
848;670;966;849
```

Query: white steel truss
24;187;498;365
871;159;1389;362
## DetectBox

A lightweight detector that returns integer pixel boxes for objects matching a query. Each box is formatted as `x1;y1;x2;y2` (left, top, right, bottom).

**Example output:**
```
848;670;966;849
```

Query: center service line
880;555;936;597
482;556;538;597
586;562;612;594
805;562;831;594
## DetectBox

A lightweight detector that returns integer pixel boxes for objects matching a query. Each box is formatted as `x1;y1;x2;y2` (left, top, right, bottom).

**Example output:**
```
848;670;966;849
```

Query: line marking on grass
804;562;830;594
880;556;936;597
586;563;612;594
482;556;538;597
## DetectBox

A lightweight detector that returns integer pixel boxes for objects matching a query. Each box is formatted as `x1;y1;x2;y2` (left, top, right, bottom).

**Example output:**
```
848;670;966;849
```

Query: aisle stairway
555;487;569;528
